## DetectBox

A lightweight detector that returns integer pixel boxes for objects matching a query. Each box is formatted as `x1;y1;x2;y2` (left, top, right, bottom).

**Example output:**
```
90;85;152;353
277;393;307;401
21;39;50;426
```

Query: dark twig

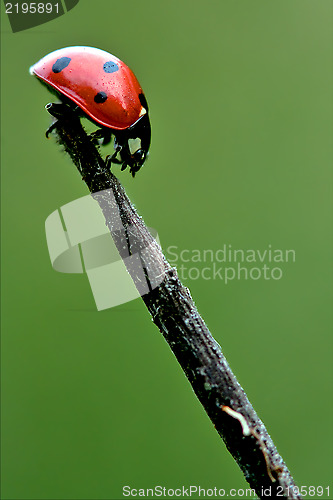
45;107;302;499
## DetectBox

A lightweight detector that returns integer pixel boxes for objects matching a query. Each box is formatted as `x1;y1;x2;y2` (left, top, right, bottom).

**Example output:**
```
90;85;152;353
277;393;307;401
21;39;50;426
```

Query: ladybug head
117;113;151;177
128;147;148;176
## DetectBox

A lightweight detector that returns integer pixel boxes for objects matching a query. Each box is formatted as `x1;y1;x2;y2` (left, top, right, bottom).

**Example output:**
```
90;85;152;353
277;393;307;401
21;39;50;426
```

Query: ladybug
30;46;151;176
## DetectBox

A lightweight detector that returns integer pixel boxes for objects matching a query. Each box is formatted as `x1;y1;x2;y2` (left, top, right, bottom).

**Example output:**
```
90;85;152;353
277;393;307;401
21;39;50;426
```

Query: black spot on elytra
94;91;108;103
103;61;119;73
52;57;71;73
139;93;149;112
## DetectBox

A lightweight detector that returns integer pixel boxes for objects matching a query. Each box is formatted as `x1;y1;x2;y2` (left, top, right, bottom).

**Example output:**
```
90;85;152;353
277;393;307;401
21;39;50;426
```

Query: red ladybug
30;46;151;176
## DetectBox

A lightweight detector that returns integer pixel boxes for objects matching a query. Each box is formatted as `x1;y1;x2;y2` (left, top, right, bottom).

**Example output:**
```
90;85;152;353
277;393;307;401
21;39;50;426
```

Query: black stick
46;106;302;500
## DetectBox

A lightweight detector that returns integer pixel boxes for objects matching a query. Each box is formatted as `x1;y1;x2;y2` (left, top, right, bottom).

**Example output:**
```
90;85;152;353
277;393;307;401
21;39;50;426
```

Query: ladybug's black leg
118;140;132;171
105;135;124;170
105;150;123;170
45;102;75;120
89;127;112;146
101;128;112;146
45;120;58;138
89;129;103;145
45;102;77;138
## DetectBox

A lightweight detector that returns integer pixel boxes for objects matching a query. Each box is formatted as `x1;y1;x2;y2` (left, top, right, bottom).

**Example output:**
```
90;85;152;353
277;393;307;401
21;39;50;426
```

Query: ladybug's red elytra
30;46;151;176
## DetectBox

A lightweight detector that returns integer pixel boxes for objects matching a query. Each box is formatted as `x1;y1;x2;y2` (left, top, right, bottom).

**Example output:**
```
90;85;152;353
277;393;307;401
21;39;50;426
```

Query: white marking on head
139;107;146;117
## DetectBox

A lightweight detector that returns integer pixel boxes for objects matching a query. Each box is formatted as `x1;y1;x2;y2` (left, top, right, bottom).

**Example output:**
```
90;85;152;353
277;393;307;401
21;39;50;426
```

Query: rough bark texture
45;107;302;499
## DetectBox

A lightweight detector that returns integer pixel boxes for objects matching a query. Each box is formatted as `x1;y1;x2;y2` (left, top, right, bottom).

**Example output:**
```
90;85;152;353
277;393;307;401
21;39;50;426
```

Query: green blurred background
1;1;332;499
